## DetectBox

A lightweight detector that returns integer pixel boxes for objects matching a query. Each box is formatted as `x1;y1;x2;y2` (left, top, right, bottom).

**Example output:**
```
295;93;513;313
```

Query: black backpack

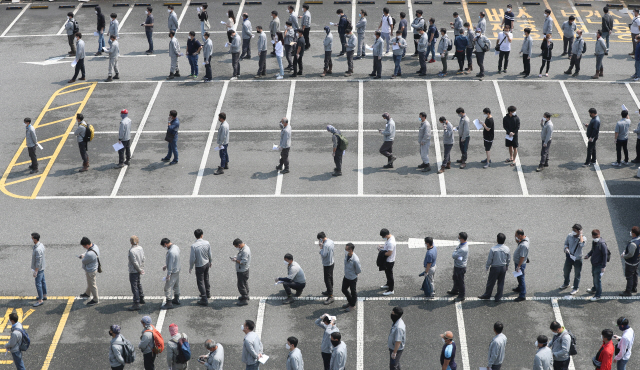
582;40;587;54
73;20;79;34
387;16;396;32
119;337;136;364
566;330;578;356
446;38;452;51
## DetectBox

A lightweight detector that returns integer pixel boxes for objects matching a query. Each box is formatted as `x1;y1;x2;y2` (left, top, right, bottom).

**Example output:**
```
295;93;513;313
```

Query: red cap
121;109;128;114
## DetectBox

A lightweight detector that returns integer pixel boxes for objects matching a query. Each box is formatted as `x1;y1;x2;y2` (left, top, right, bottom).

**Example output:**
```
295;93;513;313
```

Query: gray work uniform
108;39;119;76
164;244;180;300
236;245;251;299
418;119;432;164
169;36;181;74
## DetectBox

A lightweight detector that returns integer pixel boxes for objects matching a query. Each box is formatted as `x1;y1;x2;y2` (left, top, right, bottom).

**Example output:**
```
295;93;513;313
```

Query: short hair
9;313;18;323
272;10;278;16
375;30;381;36
76;32;82;39
337;9;343;14
380;228;390;237
458;232;468;241
572;223;583;231
346;243;355;252
67;11;74;17
617;317;630;326
331;332;341;340
545;9;551;15
205;339;216;350
440;28;447;34
515;229;524;236
31;232;40;241
233;238;243;246
419;112;427;118
543;112;552;119
453;12;459;16
589;108;597;115
288;5;294;11
569;15;576;21
297;28;305;34
524;27;531;34
603;7;609;13
76;113;84;121
537;335;548;344
597;29;602;37
303;4;309;10
204;31;210;37
257;26;263;31
130;235;139;245
110;35;116;40
392;306;403;317
317;232;326;239
230;30;236;35
383;7;389;14
416;10;423;15
245;320;255;331
24;117;32;123
622;110;629;118
287;336;298;347
602;329;613;340
284;253;293;261
110;13;117;18
194;229;203;238
286;21;292;26
483;108;491;114
242;12;248;18
439;116;447;122
591;229;600;237
323;315;331;324
168;5;174;9
396;30;402;35
160;237;171;246
169;30;176;37
550;321;562;331
189;31;196;36
494;322;504;333
361;10;368;17
632;226;640;237
507;106;517;113
463;22;470;27
80;237;91;246
430;17;435;24
400;12;406;18
456;107;465;114
219;112;226;120
480;11;485;17
147;7;152;12
497;233;506;244
202;4;208;8
424;237;433;246
169;110;177;118
458;28;464;35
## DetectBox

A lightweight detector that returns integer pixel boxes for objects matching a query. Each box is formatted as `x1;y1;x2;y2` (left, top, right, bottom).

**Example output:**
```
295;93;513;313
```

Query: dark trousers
342;277;357;306
554;358;570;370
118;140;131;164
483;265;507;299
616;139;629;163
241;38;251;58
324;50;333;71
498;51;510;71
418;52;426;74
635;138;640;160
380;141;393;159
284;44;293;68
540;59;551;74
303;28;311;48
323;264;334;295
515;263;526;297
72;58;85;80
334;149;343;171
476;51;485;73
219;144;229;167
279;147;290;169
68;34;76;54
165;136;178;162
129;272;144;303
563;254;583;289
78;141;88;163
384;261;395;291
226;30;233;43
625;263;638;293
112;366;124;370
283;281;305;296
321;352;332;370
143;352;156;370
293;53;303;74
568;55;581;73
373;57;382;77
563;36;574;55
346;50;354;71
523;54;530;75
540;140;551;165
586;138;598;164
413;34;420;54
204;56;212;79
28;146;38;170
490;365;502;370
258;50;267;75
459;136;470;162
195;265;210;299
451;266;466;298
145;28;153;52
232;52;240;76
339;32;346;53
389;349;403;370
465;48;473;68
455;50;465;70
237;270;250;299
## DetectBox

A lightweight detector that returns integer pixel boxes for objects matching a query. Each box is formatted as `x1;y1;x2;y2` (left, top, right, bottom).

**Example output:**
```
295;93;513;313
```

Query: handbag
495;32;506;52
165;131;175;142
89;248;102;273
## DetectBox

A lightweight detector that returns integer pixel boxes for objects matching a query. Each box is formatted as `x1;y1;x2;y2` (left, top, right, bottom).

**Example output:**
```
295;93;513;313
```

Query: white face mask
542;117;547;122
571;231;577;236
601;335;604;341
168;9;172;13
593;238;600;242
241;325;245;331
283;260;289;265
285;344;291;350
476;33;480;36
483;114;488;119
95;11;98;14
513;112;517;116
145;11;148;14
442;338;446;343
534;340;539;347
507;8;511;12
631;231;634;237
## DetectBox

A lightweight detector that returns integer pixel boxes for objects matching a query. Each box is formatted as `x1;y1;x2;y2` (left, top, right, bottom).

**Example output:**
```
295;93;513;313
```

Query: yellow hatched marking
36;116;76;129
3;174;43;186
56;86;91;95
543;0;564;36
45;101;82;112
41;297;74;370
15;156;53;166
38;134;65;144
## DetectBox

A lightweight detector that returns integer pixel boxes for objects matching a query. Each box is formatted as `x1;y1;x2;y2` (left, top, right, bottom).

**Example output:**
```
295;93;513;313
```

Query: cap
141;316;152;325
121;109;128;114
440;332;453;340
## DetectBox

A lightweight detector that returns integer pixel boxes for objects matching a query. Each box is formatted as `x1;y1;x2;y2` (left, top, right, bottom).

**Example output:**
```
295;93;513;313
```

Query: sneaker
586;288;595;294
283;296;295;304
590;296;599;302
324;297;335;305
86;300;98;306
79;293;90;298
620;291;632;296
422;164;431;172
483;162;490;169
128;303;141;311
536;165;543;172
539;74;542;78
477;295;490;300
344;305;355;312
622;161;629;165
33;301;44;307
582;163;591;167
570;288;579;295
559;285;569;290
281;168;290;174
381;285;389;289
545;73;549;77
428;59;436;63
382;290;394;296
236;300;248;306
342;303;350;309
611;162;621;167
276;75;283;80
169;161;178;165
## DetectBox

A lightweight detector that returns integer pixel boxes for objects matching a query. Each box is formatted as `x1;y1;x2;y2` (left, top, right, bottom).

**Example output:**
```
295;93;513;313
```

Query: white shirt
615;328;635;361
275;41;283;57
383;236;397;263
632;16;640;34
381;15;393;33
498;31;512;52
227;18;235;31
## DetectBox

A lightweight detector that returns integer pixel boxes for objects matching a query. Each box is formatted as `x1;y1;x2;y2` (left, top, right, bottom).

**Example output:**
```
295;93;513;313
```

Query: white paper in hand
392;44;400;50
330;22;335;25
569;255;577;261
258;355;269;364
214;146;222;151
505;134;514;141
272;144;279;151
71;60;77;67
275;281;283;285
162;276;167;282
473;119;483;130
37;143;43;150
93;31;99;36
225;42;229;47
622;104;628;111
457;256;463;261
113;142;125;152
513;270;523;278
221;21;227;24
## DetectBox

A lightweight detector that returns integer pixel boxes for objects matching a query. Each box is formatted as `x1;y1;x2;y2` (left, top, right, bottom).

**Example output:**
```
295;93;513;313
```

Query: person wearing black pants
448;232;469;301
190;229;212;306
520;28;532;77
539;33;553;77
342;243;361;312
496;25;512;73
278;117;292;173
315;314;338;370
621;227;640;295
317;232;335;304
378;228;397;295
291;29;305;77
584;108;600;166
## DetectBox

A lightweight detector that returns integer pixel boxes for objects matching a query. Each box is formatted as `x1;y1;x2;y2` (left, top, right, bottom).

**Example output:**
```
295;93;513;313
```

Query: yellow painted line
0;360;13;364
15;156;53;166
38;134;65;144
3;174;43;186
56;86;91;96
621;2;635;21
36;116;76;129
46;101;82;112
0;296;72;300
41;297;74;370
543;0;564;35
461;0;471;25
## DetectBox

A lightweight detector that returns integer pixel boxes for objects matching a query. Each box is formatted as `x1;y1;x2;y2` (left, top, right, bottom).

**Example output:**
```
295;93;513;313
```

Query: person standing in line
594;329;615;370
277;117;292;173
377;228;397;296
161;237;180;309
107;13;119;48
275;31;285;79
370;31;384;79
438;116;453;173
31;232;46;307
549;321;571;370
418;112;432;171
453;28;467;74
138;316;157;370
501;4;515;31
632;39;639;81
214;112;229;175
68;33;86;83
232;238;251;305
440;332;457;370
342;243;361;313
478;233;510;301
388;307;406;370
455;107;470;169
437;28;451;77
300;5;311;50
421;237;437;298
202;32;213;81
330;332;347;370
74;113;90;172
497;25;512;74
542;9;553;37
620;226;640;296
481;108;494;168
533;335;553;370
398;12;408;58
474;28;490;78
563;29;584;77
464;22;474;73
241;320;264;369
416;27;428;76
634;112;640;163
287;5;299;30
390;30;406;78
560;224;586;295
315;314;339;370
345;27;356;76
593;30;606;79
162;110;179;164
321;26;333;77
229;30;241;79
512;229;529;302
450;12;463;39
127;236;145;311
411;10;425;56
142;7;154;54
105;35;120;82
286;337;304;370
79;236;100;305
166;324;188;370
612;110;631;167
24;118;39;174
168;5;178;32
427;18;438;63
613;317;635;369
291;29;305;77
487;322;507;370
240;13;253;60
630;9;640;57
114;109;130;168
447;232;469;301
378;112;396;168
189;229;212;306
65;12;77;56
199;339;224;370
283;22;295;71
4;313;25;370
197;5;208;41
584;108;600;166
334;9;348;56
186;31;202;79
255;26;267;78
584;229;607;301
317;232;335;304
270;11;280;56
355;10;367;59
95;6;106;56
503;105;520;166
477;11;487;35
167;31;181;79
277;254;307;304
520;28;532;78
539;33;553;77
561;16;576;57
601;7;612;54
379;8;393;55
537;112;553;172
108;325;127;370
223;10;236;42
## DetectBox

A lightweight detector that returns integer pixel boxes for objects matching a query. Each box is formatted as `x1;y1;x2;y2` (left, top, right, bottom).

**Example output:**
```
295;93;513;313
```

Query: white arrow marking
314;239;491;248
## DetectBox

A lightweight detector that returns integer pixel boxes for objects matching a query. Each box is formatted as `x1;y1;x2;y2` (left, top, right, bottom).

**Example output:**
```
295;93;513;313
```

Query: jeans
633;33;639;53
187;54;199;76
342;277;358;307
483;265;507;299
451;266;466;297
523;54;530;75
617;139;629;163
617;358;628;370
279;147;290;169
283;281;305;296
323;264;334;295
427;40;436;60
602;31;610;50
498;50;510;71
334;147;343;171
624;263;638;293
563;36;574;55
324;50;333;71
389;349;403;370
78;141;88;163
11;351;25;370
595;54;604;71
563;254;583;289
515;263;526;297
322;352;332;370
339;32;346;53
591;265;603;297
258;50;267;75
393;54;402;75
346;50;354;72
540;140;551;165
145;28;153;51
200;21;205;40
118;140;131;164
476;51;485;73
421;266;436;296
635;59;640;78
384;261;395;291
98;32;105;52
35;270;47;300
237;270;250;299
418;52;426;74
143;352;156;370
358;33;365;55
241;38;251;58
28;146;38;170
382;32;390;53
219;144;229;167
129;272;144;303
276;55;284;76
232;52;240;76
204;56;212;79
165;136;178;162
459;136;470;162
195;265;210;299
586;138;597;164
72;58;86;80
284;44;292;67
568;55;581;73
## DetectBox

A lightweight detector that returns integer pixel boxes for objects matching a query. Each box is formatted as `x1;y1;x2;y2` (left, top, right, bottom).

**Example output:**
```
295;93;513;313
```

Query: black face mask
331;340;340;347
391;314;400;323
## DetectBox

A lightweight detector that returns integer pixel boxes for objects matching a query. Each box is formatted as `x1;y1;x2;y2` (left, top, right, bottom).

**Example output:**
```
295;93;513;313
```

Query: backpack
175;335;191;364
336;134;349;151
446;38;452;51
145;325;165;354
73;20;79;34
605;245;611;263
581;40;587;54
81;122;95;142
16;328;30;352
567;330;578;356
119;336;136;364
385;16;396;32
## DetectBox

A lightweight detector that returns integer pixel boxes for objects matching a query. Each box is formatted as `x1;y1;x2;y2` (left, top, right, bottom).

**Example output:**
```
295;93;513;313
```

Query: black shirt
503;114;520;136
97;13;106;32
145;14;154;31
187;38;202;55
296;36;305;55
483;117;494;141
198;10;208;22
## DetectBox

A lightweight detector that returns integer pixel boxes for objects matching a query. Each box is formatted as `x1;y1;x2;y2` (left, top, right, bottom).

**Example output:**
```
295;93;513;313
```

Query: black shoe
633;288;638;293
477;295;490;300
139;297;145;304
236;299;248;306
128;303;141;311
214;166;224;175
512;287;520;292
621;291;633;296
446;290;458;295
418;163;427;168
224;164;229;169
113;74;119;80
383;163;394;168
290;73;297;78
332;171;342;176
172;295;181;305
162;301;174;309
543;163;549;167
514;297;526;302
169;161;178;165
174;72;181;77
422;164;431;172
456;296;465;301
30;169;39;174
354;56;361;60
281;168;290;174
321;291;330;296
369;73;376;77
338;52;345;56
197;299;208;306
373;76;381;79
276;164;283;171
161;158;170;162
86;300;98;306
79;293;90;298
389;156;397;164
564;70;572;74
283;296;294;304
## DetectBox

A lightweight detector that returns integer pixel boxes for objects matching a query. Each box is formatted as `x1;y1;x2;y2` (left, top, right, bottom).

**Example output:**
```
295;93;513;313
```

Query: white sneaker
570;288;579;295
590;296;599;301
545;73;549;77
611;162;621;167
380;285;389;289
623;161;629;165
276;75;283;80
382;290;394;296
635;78;640;81
559;284;569;290
230;76;238;80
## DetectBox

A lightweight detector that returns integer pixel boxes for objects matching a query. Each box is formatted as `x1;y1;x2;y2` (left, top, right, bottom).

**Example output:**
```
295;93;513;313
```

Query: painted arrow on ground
22;56;69;66
315;239;491;248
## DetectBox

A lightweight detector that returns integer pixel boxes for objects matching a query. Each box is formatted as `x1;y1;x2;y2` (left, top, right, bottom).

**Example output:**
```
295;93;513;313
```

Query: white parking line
351;0;356;29
559;81;611;197
118;5;135;32
255;298;266;337
427;81;446;196
156;298;167;333
358;80;364;196
193;81;229;196
625;82;640;108
357;297;364;370
567;0;589;35
177;0;192;28
68;295;640;301
110;81;163;197
493;80;529;197
235;0;246;32
0;3;31;38
455;301;470;370
56;4;82;36
275;80;296;195
551;298;576;370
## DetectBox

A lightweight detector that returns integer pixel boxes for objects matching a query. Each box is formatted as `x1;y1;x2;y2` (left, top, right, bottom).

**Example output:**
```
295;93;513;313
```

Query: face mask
476;33;480;36
507;8;511;12
571;231;577;236
513;112;517;116
168;118;172;122
593;238;600;242
631;231;634;237
283;260;289;265
483;114;488;119
620;325;626;331
535;340;539;347
442;338;446;343
390;314;400;322
145;11;148;14
279;122;284;129
285;344;291;350
121;114;127;119
240;325;245;331
95;11;98;14
542;117;547;122
168;9;172;13
331;340;340;347
359;14;362;17
601;335;604;341
515;237;520;243
109;331;113;336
